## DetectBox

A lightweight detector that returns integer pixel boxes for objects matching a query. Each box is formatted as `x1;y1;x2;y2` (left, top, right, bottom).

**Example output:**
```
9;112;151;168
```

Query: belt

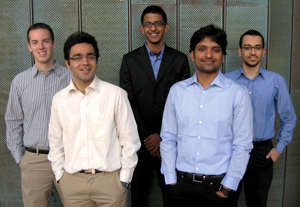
177;170;225;183
253;139;271;147
25;147;49;154
79;169;102;174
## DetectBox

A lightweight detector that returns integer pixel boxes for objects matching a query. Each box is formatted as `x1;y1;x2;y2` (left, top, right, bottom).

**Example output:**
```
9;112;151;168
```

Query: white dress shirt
48;76;140;183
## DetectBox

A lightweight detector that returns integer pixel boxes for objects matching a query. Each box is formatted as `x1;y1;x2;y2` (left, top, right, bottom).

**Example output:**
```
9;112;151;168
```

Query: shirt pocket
88;113;115;140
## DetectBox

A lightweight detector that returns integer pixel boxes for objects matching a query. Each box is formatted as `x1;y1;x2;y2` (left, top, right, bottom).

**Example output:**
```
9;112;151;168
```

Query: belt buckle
193;174;205;183
85;169;96;174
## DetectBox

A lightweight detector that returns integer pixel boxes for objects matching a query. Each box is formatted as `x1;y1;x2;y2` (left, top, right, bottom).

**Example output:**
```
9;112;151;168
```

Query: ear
52;40;57;50
222;54;225;63
190;51;195;61
262;48;266;57
238;48;242;57
164;24;170;33
140;25;145;35
28;43;32;52
65;59;70;69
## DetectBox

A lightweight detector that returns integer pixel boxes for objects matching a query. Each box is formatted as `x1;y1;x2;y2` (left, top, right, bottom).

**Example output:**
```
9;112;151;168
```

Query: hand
144;133;161;154
150;149;161;159
216;185;231;198
266;148;281;163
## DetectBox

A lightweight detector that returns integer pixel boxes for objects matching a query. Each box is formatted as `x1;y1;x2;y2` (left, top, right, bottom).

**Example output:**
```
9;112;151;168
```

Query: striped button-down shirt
5;61;72;164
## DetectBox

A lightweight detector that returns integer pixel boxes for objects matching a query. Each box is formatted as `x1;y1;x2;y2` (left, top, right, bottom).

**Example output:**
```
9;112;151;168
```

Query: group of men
5;5;296;207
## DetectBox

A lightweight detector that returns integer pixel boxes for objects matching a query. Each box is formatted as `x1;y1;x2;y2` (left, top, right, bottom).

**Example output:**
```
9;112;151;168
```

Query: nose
81;56;89;64
250;47;256;54
205;49;213;58
38;42;44;49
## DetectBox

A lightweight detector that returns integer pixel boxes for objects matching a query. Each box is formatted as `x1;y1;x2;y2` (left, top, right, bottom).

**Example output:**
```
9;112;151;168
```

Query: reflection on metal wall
0;0;298;206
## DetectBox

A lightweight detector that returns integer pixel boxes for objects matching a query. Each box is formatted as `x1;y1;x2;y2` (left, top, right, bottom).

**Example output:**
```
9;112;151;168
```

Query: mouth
38;51;47;56
149;32;159;38
80;67;92;74
249;56;257;61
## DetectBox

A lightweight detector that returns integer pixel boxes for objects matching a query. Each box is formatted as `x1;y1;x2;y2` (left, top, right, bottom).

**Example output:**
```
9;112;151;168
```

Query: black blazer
120;44;190;154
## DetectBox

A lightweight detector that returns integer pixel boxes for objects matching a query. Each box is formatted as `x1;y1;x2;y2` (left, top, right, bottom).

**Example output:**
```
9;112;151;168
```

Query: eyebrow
243;44;262;46
71;52;95;57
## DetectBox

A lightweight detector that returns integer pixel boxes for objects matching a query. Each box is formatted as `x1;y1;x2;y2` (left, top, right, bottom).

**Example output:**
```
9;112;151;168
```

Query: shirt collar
145;42;165;58
68;75;100;94
186;71;227;89
31;61;61;77
238;66;265;79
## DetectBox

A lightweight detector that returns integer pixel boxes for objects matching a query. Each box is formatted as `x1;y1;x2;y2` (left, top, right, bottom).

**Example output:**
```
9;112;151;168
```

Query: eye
87;55;96;61
213;48;220;53
255;46;262;51
198;48;205;52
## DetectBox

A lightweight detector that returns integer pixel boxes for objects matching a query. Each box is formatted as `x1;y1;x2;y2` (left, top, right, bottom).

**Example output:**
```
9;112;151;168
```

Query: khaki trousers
59;169;128;207
19;151;63;207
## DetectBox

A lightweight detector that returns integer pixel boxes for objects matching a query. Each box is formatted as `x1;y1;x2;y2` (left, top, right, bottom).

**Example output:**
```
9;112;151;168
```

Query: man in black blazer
120;5;190;207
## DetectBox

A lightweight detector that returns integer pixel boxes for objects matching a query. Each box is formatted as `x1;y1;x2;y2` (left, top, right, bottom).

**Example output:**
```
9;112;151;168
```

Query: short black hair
189;24;227;55
64;31;100;63
141;5;167;24
239;29;265;48
27;22;54;43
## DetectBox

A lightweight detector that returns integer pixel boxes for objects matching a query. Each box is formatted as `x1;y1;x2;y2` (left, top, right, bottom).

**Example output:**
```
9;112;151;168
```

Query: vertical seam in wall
29;0;34;66
222;0;227;74
128;0;132;52
266;0;271;70
78;0;82;31
176;0;180;50
282;1;295;206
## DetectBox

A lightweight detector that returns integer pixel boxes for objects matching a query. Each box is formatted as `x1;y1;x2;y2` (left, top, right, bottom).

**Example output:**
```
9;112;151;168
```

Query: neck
242;62;260;80
73;78;94;94
35;59;55;74
197;70;219;89
146;41;164;53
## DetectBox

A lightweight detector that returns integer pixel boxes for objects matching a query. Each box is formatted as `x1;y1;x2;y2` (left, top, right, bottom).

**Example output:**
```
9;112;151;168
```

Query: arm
115;89;141;183
180;55;191;81
160;89;178;185
273;77;297;155
5;80;24;164
221;87;253;191
47;95;65;182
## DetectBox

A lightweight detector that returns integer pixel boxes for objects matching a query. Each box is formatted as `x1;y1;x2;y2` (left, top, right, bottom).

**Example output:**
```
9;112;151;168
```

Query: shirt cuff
163;171;177;185
55;169;64;182
221;174;240;191
274;142;285;154
120;168;133;183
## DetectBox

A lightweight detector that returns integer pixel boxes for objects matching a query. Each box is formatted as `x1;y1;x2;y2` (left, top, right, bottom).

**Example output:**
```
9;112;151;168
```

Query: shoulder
224;69;240;80
262;69;286;81
123;46;144;58
10;67;34;87
99;80;127;96
164;45;188;59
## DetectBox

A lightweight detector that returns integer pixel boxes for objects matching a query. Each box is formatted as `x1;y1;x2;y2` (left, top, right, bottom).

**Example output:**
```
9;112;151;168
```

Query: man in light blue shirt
160;24;253;207
225;30;297;207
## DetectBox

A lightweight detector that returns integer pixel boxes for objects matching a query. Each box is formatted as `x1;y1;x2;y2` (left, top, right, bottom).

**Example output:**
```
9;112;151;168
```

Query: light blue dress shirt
225;67;297;154
145;43;165;80
160;72;253;190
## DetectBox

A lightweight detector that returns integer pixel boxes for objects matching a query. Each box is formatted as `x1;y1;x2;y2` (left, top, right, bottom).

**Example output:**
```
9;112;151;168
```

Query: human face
190;37;224;75
65;43;97;89
140;13;169;46
239;35;265;68
28;28;56;66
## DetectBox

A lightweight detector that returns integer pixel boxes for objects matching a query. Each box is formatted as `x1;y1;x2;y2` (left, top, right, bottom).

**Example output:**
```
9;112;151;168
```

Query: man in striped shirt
5;23;72;207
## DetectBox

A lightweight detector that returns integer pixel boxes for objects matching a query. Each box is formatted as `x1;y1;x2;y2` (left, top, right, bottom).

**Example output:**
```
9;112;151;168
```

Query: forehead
242;35;263;46
69;42;95;55
196;36;221;47
143;13;164;23
28;28;51;41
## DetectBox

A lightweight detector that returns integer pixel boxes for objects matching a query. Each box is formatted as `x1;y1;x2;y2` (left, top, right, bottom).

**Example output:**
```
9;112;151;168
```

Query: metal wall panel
0;1;31;206
225;0;268;73
82;0;129;85
284;0;300;206
180;1;223;74
33;0;78;69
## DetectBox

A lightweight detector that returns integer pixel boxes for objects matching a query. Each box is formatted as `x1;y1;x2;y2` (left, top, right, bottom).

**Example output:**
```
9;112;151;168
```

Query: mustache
79;66;92;70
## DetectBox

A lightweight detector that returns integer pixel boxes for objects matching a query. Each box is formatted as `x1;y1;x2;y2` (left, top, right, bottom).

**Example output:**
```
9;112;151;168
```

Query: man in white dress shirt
48;31;141;207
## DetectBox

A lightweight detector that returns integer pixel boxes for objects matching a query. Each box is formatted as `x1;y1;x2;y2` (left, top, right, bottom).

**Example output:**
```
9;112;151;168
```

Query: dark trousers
230;139;274;207
131;152;172;207
169;170;231;207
